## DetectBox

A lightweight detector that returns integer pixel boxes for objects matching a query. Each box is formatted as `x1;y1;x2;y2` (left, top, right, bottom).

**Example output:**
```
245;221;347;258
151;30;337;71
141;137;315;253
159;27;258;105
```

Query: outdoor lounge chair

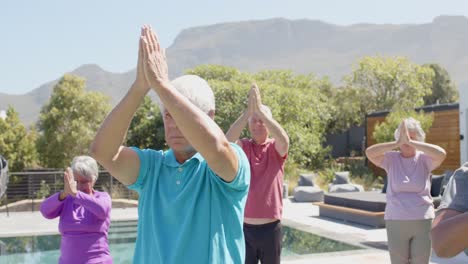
430;174;445;208
316;191;386;227
328;171;364;193
293;173;324;202
316;173;447;228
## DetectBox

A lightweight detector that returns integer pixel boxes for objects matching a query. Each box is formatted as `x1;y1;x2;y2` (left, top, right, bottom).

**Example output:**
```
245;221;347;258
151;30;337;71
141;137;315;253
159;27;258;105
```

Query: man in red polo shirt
226;83;289;264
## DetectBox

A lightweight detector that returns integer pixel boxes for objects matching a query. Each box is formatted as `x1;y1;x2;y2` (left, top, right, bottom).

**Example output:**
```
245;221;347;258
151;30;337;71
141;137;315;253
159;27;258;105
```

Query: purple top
382;151;434;220
40;191;112;264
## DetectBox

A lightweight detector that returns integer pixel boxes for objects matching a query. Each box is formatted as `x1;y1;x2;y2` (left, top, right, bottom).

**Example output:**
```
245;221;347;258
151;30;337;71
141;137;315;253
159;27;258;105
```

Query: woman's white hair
394;117;426;142
71;156;99;182
155;75;215;114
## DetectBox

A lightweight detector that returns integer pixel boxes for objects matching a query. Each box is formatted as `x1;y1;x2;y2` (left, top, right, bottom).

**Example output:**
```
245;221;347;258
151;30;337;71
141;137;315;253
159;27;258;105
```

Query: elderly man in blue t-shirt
90;25;250;264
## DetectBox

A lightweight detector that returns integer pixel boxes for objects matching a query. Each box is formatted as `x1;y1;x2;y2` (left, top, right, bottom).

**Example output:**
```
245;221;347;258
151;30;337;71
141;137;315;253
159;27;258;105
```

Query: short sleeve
438;168;468;213
271;139;288;161
209;143;250;192
419;152;434;172
127;147;164;193
438;175;456;211
381;152;393;171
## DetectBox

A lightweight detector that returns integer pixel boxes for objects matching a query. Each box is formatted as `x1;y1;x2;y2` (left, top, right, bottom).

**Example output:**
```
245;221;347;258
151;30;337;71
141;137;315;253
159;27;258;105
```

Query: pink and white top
382;151;435;220
241;138;287;219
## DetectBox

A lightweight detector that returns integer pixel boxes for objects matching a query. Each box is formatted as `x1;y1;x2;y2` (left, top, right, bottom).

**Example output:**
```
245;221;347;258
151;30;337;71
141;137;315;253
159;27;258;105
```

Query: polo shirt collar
251;137;273;146
163;149;204;167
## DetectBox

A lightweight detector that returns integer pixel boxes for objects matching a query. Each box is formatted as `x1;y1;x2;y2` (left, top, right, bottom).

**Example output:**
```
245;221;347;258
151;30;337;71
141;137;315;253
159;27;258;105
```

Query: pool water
0;220;361;263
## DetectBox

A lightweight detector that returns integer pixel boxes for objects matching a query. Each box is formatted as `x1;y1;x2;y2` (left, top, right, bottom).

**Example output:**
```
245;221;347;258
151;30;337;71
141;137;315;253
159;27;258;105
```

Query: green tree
423;63;459;105
0;106;38;171
373;109;434;144
184;64;244;82
325;86;371;133
125;96;165;150
37;74;111;168
346;56;434;113
188;65;333;168
186;65;252;135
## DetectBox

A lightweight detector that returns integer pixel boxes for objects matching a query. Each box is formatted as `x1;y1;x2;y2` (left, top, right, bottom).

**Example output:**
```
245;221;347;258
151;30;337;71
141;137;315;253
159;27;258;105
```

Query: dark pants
244;220;282;264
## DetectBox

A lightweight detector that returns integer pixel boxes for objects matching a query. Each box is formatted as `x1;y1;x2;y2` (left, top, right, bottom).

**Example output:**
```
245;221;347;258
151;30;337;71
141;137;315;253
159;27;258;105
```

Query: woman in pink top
366;118;446;264
40;156;112;264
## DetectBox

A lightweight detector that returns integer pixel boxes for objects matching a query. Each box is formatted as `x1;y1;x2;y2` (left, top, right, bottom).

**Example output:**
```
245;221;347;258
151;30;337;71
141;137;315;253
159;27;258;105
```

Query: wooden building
366;103;460;176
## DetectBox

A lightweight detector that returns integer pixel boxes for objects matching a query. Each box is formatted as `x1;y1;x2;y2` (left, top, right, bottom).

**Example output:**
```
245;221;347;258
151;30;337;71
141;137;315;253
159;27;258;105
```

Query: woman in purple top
366;118;446;264
40;156;112;264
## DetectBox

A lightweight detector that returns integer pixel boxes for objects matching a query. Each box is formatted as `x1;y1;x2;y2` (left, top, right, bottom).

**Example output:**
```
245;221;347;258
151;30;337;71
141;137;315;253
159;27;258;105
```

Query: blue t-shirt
127;143;250;264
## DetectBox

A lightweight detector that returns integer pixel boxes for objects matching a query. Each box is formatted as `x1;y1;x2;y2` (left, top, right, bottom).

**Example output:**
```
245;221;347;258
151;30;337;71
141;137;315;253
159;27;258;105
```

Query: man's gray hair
394;117;426;142
71;156;99;182
156;75;215;114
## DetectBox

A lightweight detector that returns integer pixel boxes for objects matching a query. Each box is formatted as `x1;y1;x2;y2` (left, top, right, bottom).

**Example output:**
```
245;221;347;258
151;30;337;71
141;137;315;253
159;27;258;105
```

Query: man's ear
208;110;215;120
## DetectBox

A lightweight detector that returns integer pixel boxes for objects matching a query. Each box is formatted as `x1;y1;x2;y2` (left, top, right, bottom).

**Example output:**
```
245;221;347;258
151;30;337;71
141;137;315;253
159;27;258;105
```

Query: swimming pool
0;220;361;263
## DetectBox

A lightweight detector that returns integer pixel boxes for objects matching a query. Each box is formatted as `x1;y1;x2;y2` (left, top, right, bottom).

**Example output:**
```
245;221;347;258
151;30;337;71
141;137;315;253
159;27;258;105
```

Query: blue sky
1;0;467;95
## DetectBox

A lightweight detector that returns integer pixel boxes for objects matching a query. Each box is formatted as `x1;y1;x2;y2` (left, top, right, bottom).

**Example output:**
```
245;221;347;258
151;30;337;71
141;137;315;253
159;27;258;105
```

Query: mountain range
1;15;468;125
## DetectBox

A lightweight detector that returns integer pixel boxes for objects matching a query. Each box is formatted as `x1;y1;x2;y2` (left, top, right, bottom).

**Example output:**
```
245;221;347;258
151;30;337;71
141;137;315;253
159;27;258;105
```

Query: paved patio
1;198;467;264
281;198;468;264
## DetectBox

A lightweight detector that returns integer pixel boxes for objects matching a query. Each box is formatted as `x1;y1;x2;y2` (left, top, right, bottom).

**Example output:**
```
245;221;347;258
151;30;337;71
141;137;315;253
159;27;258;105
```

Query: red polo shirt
240;138;287;219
